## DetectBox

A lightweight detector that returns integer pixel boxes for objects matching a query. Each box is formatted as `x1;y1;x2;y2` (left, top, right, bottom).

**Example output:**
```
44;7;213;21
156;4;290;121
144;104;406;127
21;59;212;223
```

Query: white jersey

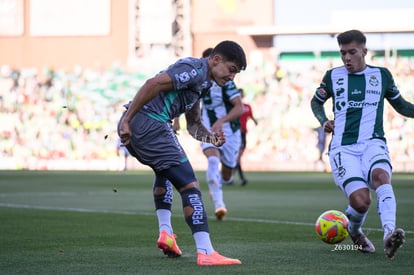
201;81;241;136
200;80;241;168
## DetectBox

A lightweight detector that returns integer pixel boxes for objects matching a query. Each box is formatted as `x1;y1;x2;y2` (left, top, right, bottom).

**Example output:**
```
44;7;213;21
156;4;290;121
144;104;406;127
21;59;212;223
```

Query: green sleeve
388;95;414;118
311;97;329;126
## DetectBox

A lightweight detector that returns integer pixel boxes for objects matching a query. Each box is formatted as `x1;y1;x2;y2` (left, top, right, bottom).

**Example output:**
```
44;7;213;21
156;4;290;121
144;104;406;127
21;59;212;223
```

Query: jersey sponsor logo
335;101;346;111
332;152;346;178
338;166;346;177
190;69;198;77
189;194;204;224
335;99;378;111
336;78;344;85
366;89;381;95
317;87;327;98
348;100;378;108
351;89;362;95
369;75;379;86
177;71;191;83
163;182;174;204
336;87;345;97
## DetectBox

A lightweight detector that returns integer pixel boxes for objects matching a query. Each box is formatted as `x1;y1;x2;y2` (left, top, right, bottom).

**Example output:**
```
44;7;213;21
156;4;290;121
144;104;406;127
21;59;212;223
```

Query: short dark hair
202;48;213;58
337;29;366;46
211;40;247;71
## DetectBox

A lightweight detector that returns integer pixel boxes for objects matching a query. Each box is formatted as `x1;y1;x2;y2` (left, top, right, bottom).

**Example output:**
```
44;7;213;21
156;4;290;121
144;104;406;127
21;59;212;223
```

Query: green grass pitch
0;170;413;274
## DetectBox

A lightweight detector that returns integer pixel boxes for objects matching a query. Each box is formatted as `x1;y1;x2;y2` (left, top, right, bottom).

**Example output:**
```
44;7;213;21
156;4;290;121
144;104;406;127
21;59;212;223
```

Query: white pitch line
1;202;413;234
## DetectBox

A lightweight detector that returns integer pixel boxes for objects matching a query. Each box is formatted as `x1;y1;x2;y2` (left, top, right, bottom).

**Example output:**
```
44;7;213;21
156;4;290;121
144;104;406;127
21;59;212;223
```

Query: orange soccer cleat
157;230;182;257
197;251;241;266
215;207;227;221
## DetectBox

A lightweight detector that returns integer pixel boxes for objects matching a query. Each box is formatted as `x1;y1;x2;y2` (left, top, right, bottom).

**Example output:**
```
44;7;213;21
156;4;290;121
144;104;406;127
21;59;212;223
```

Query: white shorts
328;139;392;198
201;130;241;168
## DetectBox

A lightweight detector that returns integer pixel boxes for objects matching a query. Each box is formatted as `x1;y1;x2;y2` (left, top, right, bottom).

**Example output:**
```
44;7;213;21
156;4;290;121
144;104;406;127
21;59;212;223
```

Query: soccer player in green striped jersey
311;29;414;259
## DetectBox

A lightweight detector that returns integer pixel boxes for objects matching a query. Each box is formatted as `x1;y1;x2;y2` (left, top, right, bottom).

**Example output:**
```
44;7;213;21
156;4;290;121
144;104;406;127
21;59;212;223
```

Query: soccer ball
315;210;349;244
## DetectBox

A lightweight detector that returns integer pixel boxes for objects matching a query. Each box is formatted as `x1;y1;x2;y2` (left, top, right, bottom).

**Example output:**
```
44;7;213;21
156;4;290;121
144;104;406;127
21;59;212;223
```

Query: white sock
376;184;396;239
206;156;224;209
345;205;368;236
193;231;214;254
156;209;172;235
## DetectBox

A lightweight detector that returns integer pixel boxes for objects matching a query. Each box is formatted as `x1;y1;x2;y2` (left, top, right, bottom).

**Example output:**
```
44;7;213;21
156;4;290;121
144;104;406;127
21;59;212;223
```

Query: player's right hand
323;120;334;134
119;120;132;146
211;131;226;147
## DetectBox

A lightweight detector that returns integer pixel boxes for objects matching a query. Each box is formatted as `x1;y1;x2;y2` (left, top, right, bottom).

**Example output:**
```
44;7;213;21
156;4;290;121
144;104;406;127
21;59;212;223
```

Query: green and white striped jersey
201;80;241;135
314;65;400;148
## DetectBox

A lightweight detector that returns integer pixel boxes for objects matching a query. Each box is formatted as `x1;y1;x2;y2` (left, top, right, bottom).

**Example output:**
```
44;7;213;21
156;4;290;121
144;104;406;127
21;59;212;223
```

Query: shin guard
154;180;174;210
181;188;209;234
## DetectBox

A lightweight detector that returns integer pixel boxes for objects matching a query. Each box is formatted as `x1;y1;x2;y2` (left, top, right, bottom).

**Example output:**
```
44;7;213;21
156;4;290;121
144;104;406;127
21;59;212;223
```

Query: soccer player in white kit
311;29;414;259
200;78;243;220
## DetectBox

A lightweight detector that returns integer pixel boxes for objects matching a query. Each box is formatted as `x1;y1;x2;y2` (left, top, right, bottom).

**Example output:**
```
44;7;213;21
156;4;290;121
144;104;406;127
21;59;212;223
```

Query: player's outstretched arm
389;95;414;118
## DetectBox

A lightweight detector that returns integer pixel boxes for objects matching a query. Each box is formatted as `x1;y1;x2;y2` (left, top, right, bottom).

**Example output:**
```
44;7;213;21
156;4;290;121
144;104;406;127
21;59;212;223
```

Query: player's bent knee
178;181;199;193
349;189;371;213
371;167;391;188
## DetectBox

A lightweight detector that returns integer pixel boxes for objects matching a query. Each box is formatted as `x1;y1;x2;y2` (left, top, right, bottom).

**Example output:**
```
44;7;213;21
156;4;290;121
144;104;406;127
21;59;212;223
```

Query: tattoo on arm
185;104;215;143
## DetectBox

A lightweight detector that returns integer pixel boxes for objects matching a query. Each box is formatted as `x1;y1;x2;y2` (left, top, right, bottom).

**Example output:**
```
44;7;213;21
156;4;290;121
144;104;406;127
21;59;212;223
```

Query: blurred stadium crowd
1;56;414;171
